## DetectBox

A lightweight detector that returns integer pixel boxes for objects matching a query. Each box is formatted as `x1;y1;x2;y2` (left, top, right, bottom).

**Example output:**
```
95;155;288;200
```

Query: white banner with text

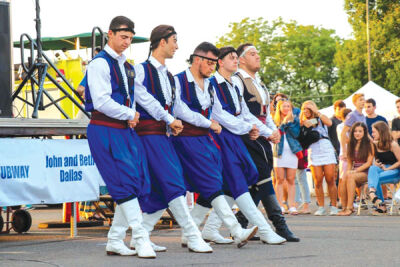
0;139;105;206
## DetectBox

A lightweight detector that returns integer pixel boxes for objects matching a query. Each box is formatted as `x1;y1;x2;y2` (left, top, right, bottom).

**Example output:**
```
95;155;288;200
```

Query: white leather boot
130;209;167;252
209;195;258;248
201;209;234;245
169;196;213;253
181;204;210;247
119;199;156;258
105;205;136;256
235;193;286;245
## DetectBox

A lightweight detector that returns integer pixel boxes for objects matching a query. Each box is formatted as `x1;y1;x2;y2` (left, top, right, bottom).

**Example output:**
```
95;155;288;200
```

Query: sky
10;0;353;74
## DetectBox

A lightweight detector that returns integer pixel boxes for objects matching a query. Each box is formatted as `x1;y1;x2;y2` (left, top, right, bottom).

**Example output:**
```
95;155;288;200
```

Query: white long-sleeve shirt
210;72;253;135
173;68;212;128
86;45;135;120
232;69;276;137
134;56;175;124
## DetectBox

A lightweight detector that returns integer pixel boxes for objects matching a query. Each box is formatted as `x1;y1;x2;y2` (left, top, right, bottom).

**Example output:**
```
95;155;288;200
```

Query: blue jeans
295;169;311;204
368;165;400;201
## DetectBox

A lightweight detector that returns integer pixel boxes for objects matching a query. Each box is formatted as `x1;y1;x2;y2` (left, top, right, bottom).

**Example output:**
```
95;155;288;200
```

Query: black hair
366;98;376;107
109;16;135;33
150;25;176;51
189;42;219;64
216;46;237;70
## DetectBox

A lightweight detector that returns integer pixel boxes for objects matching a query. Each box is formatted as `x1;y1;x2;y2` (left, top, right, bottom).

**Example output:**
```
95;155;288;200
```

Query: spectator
391;99;400;146
329;100;346;156
270;93;288;118
341;93;366;161
295;149;311;214
365;98;388;136
337;122;373;216
368;121;400;214
337;108;352;205
300;100;338;215
273;100;302;215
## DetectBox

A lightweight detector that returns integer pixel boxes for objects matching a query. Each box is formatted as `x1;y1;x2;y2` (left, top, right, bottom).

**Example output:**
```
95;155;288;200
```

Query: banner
0;139;104;206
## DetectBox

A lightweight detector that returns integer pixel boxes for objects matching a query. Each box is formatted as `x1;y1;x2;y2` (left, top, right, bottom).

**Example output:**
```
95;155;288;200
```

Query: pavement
1;204;400;267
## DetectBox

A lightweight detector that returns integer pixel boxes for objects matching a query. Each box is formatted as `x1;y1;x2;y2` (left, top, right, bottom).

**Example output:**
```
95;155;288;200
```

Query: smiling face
303;108;312;119
280;101;292;116
353;125;365;141
108;26;134;55
372;126;380;141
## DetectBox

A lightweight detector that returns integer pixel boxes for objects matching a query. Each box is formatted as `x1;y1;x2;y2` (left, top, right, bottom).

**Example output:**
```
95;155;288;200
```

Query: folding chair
357;182;371;215
387;182;400;216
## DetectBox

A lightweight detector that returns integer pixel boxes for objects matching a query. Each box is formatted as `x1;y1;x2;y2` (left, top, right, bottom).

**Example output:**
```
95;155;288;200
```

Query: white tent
320;81;399;120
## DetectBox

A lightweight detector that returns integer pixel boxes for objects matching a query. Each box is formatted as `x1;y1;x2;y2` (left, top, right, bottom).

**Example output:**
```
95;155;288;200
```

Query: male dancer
230;43;300;242
205;47;286;245
132;25;212;253
85;16;155;258
172;42;257;248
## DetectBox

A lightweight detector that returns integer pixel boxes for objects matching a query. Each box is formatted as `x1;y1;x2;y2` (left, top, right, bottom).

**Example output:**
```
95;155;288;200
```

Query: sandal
375;203;387;213
369;190;382;207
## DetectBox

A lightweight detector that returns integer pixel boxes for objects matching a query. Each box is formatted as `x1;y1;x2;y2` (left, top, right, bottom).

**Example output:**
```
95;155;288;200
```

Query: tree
217;18;340;107
334;1;400;97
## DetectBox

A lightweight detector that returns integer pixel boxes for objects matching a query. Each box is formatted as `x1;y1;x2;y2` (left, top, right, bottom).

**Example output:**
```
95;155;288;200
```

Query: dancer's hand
128;112;140;128
169;119;183;136
249;124;259;140
210;120;222;134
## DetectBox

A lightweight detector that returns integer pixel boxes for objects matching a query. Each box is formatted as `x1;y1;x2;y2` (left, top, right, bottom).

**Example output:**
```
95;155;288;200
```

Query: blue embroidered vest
136;61;175;120
84;50;134;112
209;76;241;116
175;71;213;119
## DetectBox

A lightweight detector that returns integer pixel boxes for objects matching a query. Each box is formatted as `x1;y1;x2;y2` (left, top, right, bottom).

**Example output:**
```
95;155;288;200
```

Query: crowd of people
81;15;400;259
270;93;400;216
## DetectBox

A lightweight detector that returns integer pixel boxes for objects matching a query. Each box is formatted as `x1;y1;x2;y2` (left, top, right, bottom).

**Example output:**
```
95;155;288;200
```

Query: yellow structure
14;58;85;119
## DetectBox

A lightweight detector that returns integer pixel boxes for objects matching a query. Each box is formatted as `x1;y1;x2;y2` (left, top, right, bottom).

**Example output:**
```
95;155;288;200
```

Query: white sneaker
314;207;327;216
329;206;339;216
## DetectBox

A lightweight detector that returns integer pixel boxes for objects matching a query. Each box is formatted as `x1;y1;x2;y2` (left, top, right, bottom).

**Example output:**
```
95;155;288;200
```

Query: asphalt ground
1;203;400;267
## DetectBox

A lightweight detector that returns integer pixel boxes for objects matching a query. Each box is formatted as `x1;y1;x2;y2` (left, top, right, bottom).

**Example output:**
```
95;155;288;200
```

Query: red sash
90;111;128;129
180;122;209;136
135;119;166;136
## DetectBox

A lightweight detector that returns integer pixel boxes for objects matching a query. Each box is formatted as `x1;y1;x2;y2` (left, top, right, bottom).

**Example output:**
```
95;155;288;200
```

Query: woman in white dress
300;101;338;216
273;100;302;215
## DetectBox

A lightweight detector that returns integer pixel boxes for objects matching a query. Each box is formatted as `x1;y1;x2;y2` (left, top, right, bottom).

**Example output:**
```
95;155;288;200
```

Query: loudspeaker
0;0;12;117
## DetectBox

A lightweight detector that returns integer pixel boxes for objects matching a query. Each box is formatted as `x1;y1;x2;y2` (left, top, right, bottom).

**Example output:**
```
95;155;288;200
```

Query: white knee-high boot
119;199;156;258
200;195;236;244
209;195;258;248
169;196;213;253
235;193;286;244
130;209;167;252
106;205;136;256
181;204;211;247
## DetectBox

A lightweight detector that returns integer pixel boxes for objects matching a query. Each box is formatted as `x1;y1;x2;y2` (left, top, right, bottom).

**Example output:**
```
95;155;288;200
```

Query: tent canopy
13;32;148;51
320;81;399;120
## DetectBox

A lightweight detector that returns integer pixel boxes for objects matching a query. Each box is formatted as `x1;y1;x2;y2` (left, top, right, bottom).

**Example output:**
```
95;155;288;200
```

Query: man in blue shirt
365;98;387;136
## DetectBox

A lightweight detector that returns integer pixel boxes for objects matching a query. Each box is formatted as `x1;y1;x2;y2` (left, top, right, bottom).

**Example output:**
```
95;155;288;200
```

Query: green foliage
335;0;400;96
217;18;340;107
